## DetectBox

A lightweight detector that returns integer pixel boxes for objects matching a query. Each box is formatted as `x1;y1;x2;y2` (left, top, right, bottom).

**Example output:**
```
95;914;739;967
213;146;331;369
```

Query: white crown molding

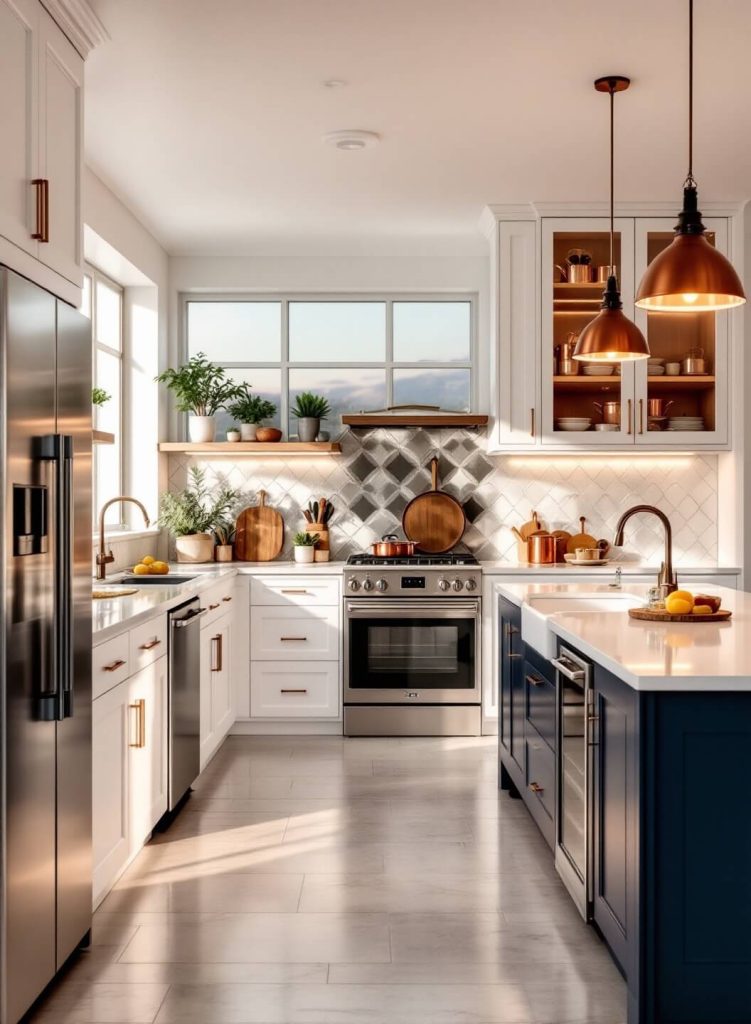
480;199;745;230
41;0;109;58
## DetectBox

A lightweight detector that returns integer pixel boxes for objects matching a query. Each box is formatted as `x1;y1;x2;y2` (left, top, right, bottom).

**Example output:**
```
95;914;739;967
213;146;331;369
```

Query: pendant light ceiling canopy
635;0;746;312
573;77;650;363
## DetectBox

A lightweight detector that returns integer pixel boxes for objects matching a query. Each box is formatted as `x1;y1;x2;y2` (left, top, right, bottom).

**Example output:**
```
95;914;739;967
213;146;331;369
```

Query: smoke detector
323;130;380;151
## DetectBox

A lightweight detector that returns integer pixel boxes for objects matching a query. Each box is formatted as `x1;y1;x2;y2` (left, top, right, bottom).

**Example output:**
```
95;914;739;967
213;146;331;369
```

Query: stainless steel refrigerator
0;268;92;1024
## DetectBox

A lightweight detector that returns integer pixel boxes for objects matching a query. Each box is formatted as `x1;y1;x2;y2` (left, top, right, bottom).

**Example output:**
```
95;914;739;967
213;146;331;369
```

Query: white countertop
481;559;740;576
496;580;751;692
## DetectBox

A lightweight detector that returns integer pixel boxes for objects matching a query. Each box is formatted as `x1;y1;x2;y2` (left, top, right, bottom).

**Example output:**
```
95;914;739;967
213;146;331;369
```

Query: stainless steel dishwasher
167;598;205;813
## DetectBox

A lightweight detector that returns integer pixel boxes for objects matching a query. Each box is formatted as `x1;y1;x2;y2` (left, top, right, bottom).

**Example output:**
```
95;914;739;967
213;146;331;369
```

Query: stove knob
362;578;374;592
452;579;464;592
437;578;450;592
375;578;388;592
348;578;361;592
465;577;478;592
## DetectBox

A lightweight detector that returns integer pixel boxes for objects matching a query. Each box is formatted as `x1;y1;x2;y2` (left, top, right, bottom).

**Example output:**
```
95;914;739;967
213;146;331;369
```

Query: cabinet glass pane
288;367;386;435
215;367;282;438
187;302;282;362
393;368;471;411
289;302;385;362
644;232;715;435
551;231;625;434
393;301;470;362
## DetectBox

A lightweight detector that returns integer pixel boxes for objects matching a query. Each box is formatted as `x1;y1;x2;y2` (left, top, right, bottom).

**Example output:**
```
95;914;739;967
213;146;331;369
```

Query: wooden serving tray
629;607;732;623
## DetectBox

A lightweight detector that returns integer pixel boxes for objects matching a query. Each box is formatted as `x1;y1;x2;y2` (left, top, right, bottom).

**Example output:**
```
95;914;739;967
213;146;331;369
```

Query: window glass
79;274;92;319
187;302;282;362
95;279;122;350
95;350;121;433
288;368;386;435
393;367;471;411
289;302;386;362
393;301;471;362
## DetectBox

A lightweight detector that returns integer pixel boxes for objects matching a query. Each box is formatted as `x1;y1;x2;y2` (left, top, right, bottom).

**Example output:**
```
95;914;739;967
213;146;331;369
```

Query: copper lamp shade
573;277;650;362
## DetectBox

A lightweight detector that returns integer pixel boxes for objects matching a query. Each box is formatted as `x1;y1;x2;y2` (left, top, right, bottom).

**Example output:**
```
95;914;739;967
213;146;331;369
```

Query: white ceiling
86;0;751;253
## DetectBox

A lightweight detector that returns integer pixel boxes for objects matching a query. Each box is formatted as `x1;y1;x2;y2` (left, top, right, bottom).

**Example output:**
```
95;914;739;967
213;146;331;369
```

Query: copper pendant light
573;77;650;363
635;0;745;312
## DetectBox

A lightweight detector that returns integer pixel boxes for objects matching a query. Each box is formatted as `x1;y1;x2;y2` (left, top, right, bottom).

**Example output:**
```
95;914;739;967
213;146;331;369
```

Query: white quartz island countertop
496;580;751;692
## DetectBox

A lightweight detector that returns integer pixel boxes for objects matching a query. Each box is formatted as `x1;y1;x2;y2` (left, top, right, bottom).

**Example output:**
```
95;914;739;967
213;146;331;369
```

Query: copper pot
527;530;556;565
371;534;417;558
594;400;621;425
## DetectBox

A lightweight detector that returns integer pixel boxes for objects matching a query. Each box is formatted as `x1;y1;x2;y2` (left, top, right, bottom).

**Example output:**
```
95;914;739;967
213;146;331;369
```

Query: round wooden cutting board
628;608;732;623
235;490;284;562
567;516;597;554
403;456;465;554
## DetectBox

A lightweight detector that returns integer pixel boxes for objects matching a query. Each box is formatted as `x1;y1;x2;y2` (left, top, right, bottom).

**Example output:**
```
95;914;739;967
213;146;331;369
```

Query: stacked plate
556;417;591;431
582;364;614;376
667;416;704;431
648;362;665;376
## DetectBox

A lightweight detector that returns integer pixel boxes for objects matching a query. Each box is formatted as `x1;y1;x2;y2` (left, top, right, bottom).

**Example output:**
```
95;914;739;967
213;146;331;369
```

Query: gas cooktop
346;552;479;567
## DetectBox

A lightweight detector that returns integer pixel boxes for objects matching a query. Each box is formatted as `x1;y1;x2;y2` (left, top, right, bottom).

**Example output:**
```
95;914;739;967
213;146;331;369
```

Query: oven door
344;599;480;704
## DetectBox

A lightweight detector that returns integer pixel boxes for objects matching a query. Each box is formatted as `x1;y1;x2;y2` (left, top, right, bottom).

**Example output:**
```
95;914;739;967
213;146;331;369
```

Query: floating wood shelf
93;430;115;445
554;281;605;290
647;375;715;389
342;413;488;428
158;441;341;454
552;375;716;391
553;376;621;388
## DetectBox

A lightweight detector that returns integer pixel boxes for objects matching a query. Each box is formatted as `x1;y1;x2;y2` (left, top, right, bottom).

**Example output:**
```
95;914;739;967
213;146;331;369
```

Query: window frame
86;263;126;529
180;292;478;436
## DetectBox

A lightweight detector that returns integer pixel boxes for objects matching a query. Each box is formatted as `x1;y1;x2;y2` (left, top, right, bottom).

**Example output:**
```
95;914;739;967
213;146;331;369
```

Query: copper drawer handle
31;178;49;242
525;674;544;687
211;634;223;672
627;398;632;435
139;638;161;651
530;407;535;438
280;688;308;694
103;659;126;672
209;602;220;610
639;398;644;434
222;596;233;602
281;589;308;594
129;699;146;748
280;636;307;642
530;782;544;794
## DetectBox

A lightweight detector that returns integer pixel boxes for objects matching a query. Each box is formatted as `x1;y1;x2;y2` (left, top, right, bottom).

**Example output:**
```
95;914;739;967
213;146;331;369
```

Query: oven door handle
346;600;480;620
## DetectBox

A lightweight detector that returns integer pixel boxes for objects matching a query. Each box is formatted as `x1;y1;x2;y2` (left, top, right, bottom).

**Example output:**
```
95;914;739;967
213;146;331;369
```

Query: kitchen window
80;267;124;526
183;295;475;437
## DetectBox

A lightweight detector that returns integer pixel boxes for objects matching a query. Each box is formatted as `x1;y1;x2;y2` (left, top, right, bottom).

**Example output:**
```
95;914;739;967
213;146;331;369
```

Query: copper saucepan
370;534;417;558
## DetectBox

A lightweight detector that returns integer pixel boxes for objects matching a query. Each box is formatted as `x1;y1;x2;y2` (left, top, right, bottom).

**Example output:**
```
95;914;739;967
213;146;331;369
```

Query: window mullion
386;299;394;409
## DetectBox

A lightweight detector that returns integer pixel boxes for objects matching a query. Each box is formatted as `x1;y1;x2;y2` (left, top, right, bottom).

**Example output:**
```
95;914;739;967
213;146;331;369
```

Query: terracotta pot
175;532;215;563
307;524;329;552
256;427;283;442
215;544;234;562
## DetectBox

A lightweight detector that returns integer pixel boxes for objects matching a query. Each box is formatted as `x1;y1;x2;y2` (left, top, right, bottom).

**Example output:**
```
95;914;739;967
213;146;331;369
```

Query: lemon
141;555;156;566
150;561;169;575
665;590;694;615
693;605;713;615
132;563;151;576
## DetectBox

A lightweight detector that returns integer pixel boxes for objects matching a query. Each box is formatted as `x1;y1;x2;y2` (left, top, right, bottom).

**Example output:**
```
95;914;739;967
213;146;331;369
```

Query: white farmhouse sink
522;592;643;659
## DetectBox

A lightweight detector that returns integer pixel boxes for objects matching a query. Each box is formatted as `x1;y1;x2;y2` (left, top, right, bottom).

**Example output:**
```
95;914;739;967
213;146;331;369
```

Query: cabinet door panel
92;681;129;906
211;619;234;741
0;0;38;256
37;7;82;285
128;657;168;849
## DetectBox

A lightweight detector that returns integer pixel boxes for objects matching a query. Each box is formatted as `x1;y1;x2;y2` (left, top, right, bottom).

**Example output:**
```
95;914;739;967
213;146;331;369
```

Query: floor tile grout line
150;979;172;1024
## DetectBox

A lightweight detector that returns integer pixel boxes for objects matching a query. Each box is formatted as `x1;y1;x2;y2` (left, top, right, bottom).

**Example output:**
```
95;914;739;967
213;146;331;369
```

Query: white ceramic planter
188;415;216;443
226;429;241;442
240;423;258;441
293;546;315;564
297;417;320;443
175;532;215;563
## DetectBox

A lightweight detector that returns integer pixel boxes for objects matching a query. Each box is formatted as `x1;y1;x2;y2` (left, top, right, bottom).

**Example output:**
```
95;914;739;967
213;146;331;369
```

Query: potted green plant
293;530;317;564
92;387;111;408
158;467;238;562
212;519;236;562
227;387;278;442
156;353;243;443
291;391;331;443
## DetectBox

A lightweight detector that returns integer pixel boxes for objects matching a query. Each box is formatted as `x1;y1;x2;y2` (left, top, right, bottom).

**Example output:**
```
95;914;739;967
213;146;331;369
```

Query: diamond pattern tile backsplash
167;428;719;564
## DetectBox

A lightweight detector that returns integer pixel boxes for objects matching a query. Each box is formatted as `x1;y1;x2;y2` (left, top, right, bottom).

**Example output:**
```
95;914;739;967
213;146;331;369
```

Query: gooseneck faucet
96;497;151;581
613;504;677;598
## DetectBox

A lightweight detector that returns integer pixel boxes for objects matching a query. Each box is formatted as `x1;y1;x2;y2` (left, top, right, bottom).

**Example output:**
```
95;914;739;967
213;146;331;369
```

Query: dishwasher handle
551;655;586;682
172;607;207;629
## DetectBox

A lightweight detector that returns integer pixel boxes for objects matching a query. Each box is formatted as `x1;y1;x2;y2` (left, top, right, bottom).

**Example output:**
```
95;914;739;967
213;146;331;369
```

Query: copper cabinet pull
504;623;519;637
529;782;544;794
210;634;223;672
209;603;220;611
530;407;536;438
103;659;126;672
280;688;308;694
525;674;544;687
280;636;307;642
129;699;146;748
507;653;522;660
639;398;644;434
222;596;232;602
627;398;632;436
139;638;161;651
31;178;49;242
281;589;308;594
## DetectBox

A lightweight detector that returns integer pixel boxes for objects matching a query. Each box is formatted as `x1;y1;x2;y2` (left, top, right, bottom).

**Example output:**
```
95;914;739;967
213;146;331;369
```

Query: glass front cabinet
490;212;735;451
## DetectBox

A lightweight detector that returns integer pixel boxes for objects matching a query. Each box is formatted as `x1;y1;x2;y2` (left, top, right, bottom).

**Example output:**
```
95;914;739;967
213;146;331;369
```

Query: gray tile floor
31;736;627;1023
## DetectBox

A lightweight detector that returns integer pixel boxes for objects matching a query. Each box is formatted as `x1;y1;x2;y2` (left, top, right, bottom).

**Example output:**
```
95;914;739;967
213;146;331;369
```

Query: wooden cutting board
403;457;465;554
235;490;283;562
629;607;732;623
567;516;597;554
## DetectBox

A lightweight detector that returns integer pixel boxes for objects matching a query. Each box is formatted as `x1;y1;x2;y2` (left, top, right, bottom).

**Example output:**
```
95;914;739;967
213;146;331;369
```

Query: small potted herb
227;387;278;442
291;392;331;443
293;530;317;564
156;353;243;443
212;519;236;562
158;467;238;562
92;387;111;408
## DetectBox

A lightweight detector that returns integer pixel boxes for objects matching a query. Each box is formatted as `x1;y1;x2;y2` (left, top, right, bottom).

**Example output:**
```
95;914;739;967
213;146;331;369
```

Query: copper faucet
613;504;678;598
96;497;151;581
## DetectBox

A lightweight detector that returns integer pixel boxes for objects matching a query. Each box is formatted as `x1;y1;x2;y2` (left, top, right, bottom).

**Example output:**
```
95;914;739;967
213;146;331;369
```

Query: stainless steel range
343;553;481;736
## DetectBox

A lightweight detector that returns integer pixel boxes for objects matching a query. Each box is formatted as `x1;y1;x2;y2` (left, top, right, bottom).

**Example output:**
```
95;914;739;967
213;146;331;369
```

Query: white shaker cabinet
200;612;234;769
128;656;168;851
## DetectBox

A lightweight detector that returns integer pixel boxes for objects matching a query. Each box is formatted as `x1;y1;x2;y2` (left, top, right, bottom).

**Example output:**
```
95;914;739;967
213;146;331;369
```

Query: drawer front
92;633;130;700
524;660;556;751
526;729;555;823
251;605;339;660
129;615;168;675
201;580;236;629
251;575;340;607
251;661;339;718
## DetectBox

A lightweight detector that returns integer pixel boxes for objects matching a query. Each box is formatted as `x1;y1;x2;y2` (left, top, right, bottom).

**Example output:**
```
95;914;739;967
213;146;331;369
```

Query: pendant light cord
609;83;614;271
685;0;696;188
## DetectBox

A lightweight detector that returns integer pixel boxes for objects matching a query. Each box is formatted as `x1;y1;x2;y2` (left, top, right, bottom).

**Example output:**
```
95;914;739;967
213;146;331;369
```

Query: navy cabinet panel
498;597;520;757
524;659;555;751
525;726;555;848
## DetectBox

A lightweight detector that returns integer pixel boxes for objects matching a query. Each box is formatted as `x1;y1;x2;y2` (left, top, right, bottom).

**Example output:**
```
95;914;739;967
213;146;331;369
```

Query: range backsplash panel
166;428;718;565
